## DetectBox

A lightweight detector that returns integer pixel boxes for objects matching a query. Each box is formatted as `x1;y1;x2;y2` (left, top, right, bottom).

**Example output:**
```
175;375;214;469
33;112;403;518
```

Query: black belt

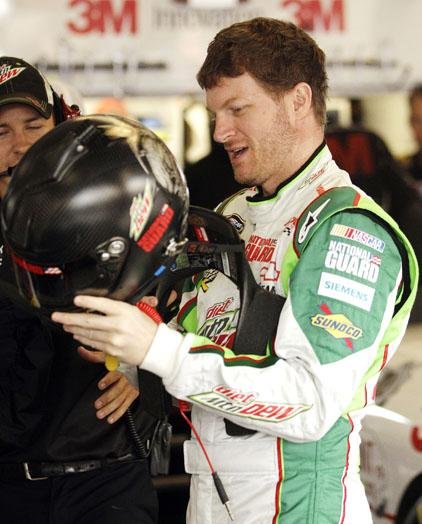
0;453;138;481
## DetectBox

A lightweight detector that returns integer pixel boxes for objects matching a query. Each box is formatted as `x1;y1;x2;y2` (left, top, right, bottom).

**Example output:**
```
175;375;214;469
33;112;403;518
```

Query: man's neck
262;127;325;196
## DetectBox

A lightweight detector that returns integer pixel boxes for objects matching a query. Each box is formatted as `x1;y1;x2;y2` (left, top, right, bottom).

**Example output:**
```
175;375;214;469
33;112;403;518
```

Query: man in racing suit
53;18;418;524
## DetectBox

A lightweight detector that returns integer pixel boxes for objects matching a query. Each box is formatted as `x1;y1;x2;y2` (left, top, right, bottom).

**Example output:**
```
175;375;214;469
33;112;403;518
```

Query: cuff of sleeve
118;363;138;387
140;323;192;379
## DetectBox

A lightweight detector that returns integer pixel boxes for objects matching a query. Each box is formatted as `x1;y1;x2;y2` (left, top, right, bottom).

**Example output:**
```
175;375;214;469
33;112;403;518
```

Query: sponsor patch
198;309;238;340
330;224;385;253
137;204;174;252
193;225;208;242
311;312;362;340
283;216;298;236
324;240;380;283
298;162;328;189
0;64;25;86
260;261;280;283
245;235;277;262
11;253;63;276
318;271;375;311
129;181;153;241
189;385;310;422
200;269;218;292
44;267;63;275
206;297;234;320
227;213;245;234
298;198;330;243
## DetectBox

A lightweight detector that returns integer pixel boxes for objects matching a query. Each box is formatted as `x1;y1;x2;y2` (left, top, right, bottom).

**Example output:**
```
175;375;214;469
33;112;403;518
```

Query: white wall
326;92;416;159
361;92;416;159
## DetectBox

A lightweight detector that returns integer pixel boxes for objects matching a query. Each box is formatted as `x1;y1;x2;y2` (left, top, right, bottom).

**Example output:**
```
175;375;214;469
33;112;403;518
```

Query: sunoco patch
311;313;362;340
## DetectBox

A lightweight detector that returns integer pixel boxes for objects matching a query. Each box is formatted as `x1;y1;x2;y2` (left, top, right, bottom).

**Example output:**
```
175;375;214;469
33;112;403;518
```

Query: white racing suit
141;144;418;524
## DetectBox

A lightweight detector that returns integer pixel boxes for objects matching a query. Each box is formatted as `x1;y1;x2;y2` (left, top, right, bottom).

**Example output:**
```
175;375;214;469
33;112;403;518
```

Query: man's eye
231;107;244;115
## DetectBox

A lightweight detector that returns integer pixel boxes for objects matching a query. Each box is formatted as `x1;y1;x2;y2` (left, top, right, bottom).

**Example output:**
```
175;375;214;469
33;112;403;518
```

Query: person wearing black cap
0;57;159;524
0;56;81;195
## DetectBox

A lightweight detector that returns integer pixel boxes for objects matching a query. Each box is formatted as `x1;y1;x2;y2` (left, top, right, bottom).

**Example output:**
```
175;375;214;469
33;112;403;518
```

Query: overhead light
0;0;12;19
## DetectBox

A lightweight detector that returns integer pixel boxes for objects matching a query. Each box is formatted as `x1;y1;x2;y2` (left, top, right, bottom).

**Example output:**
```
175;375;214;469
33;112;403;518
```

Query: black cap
0;56;54;118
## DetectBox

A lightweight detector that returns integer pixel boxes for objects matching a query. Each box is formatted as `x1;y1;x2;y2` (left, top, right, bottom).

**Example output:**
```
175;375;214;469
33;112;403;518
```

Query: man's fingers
74;295;129;315
96;386;139;424
96;373;125;402
64;325;112;344
72;333;111;354
107;389;139;423
52;310;112;331
141;296;158;308
77;346;105;363
96;393;124;421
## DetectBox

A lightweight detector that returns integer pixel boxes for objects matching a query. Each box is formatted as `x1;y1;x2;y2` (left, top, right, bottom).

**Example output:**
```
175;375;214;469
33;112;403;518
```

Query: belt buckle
23;463;48;481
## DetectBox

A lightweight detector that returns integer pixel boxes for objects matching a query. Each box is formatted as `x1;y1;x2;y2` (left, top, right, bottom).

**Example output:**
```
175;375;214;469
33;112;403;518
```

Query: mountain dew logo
311;313;362;340
0;64;25;85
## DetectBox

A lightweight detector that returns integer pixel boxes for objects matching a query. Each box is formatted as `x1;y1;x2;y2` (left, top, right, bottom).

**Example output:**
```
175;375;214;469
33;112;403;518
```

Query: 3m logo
281;0;345;32
67;0;138;34
311;313;362;340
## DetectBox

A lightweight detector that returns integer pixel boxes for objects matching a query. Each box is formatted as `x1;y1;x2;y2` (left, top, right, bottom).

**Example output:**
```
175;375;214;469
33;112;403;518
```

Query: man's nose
213;116;234;145
13;130;33;155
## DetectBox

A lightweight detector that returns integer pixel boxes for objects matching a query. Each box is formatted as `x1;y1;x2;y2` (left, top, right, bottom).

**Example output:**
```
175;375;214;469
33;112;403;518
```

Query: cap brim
0;96;52;118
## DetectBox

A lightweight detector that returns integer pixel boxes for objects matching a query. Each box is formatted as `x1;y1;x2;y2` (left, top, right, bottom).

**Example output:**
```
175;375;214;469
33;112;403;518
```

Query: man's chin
234;170;255;188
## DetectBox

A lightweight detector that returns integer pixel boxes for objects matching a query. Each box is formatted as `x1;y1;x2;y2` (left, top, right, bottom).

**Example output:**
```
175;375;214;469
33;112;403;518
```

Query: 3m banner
0;0;419;96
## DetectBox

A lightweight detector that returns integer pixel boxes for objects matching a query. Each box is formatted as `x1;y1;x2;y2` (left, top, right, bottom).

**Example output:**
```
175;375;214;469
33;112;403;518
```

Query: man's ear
292;82;313;118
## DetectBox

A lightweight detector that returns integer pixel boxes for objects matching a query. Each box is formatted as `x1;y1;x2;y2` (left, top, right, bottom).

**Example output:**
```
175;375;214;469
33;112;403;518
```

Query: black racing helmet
1;114;189;312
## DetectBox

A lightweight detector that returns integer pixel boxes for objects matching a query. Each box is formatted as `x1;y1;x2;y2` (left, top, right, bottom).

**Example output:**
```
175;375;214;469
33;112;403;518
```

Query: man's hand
94;370;139;424
51;295;159;366
77;345;139;424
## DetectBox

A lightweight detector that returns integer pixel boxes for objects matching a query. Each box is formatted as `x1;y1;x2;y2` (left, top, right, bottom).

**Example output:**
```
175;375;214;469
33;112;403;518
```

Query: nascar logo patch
330;224;385;253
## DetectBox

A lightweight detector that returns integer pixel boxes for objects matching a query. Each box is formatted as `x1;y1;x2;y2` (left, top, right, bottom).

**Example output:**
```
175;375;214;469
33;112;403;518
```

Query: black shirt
0;228;154;462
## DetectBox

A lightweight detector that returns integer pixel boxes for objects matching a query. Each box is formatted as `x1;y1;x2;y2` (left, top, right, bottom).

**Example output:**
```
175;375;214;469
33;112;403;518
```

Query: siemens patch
318;272;375;311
